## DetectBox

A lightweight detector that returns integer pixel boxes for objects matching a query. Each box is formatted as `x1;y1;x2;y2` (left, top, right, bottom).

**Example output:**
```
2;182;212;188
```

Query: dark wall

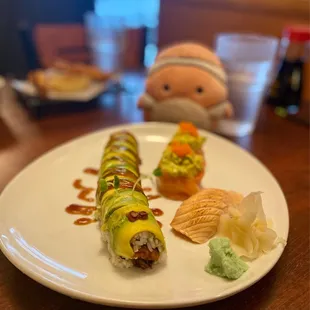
0;0;27;76
0;0;94;77
16;0;94;24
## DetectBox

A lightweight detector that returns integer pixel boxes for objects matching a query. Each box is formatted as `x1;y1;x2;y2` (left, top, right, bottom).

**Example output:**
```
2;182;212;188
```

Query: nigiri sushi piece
170;188;243;244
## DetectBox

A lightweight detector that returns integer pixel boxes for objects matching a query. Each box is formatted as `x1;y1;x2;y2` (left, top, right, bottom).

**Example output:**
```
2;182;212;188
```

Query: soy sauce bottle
268;25;310;115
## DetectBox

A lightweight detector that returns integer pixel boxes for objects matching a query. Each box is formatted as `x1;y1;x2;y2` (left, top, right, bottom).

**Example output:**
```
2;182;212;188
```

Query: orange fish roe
171;142;193;157
179;122;198;137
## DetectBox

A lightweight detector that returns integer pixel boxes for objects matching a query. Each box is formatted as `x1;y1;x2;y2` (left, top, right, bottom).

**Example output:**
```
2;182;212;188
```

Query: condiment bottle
267;25;310;115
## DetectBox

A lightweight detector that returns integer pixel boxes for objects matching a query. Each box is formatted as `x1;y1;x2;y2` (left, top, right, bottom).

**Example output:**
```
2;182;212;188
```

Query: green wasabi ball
205;237;248;280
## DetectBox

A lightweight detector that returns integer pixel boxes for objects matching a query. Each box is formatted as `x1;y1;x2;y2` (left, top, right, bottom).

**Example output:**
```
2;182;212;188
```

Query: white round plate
0;122;288;308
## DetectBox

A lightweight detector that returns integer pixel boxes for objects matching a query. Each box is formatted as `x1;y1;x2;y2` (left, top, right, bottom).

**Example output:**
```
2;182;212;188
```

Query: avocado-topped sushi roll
155;122;206;200
97;130;166;269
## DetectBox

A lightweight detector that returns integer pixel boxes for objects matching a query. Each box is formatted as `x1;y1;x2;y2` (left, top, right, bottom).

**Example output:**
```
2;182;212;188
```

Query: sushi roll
155;122;206;200
97;130;166;269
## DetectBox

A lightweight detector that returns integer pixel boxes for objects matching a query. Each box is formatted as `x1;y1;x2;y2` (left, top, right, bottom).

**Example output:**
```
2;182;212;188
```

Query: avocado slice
104;204;165;259
104;174;137;184
107;137;137;150
100;162;139;177
101;152;137;167
105;140;138;156
102;191;149;221
101;188;147;206
102;152;138;166
105;144;139;160
101;166;139;181
103;176;142;194
109;132;138;148
103;175;142;191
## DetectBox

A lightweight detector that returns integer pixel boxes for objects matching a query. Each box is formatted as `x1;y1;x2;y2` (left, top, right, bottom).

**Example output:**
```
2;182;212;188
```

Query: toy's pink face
146;66;227;108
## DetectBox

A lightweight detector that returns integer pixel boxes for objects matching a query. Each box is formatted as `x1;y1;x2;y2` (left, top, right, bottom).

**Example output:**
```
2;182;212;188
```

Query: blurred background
0;0;309;127
0;0;161;76
0;0;308;75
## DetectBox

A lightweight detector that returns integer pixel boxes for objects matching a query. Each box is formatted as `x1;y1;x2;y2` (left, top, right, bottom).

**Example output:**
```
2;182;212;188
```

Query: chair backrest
33;23;92;67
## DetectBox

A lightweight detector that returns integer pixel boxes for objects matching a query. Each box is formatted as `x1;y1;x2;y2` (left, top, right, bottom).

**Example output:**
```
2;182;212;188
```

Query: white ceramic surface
0;123;289;308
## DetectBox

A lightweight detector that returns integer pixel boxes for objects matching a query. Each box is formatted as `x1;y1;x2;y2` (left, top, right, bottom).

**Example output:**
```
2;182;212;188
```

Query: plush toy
138;42;233;130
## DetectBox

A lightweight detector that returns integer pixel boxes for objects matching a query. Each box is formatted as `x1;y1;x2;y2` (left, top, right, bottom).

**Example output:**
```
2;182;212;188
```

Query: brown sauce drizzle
73;179;95;202
127;211;148;222
78;188;95;202
83;168;99;175
73;179;85;189
151;208;164;216
147;194;161;201
66;204;97;216
142;187;152;192
74;218;97;225
157;220;163;228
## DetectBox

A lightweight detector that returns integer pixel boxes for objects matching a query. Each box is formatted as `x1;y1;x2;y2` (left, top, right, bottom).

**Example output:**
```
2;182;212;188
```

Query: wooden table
0;77;309;310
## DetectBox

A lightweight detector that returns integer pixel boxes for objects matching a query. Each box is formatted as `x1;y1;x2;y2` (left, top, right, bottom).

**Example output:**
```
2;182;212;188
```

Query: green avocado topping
172;132;206;152
159;146;204;177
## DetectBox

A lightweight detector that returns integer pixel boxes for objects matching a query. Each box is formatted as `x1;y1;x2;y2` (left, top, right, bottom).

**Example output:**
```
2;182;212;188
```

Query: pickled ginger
218;192;286;260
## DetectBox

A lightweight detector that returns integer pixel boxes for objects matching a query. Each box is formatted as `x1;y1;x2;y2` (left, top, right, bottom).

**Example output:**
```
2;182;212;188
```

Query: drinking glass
84;12;126;73
215;33;279;137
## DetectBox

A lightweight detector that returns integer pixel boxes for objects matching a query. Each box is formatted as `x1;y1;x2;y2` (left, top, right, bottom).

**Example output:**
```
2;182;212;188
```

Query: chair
18;23;92;71
33;23;92;67
18;20;145;75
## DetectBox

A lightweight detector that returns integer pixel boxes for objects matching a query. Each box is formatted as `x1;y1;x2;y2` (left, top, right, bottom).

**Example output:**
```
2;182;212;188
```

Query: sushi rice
101;230;166;268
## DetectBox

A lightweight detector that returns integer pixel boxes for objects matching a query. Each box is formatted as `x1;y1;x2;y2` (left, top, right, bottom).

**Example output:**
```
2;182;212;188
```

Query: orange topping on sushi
179;122;198;137
171;142;193;157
